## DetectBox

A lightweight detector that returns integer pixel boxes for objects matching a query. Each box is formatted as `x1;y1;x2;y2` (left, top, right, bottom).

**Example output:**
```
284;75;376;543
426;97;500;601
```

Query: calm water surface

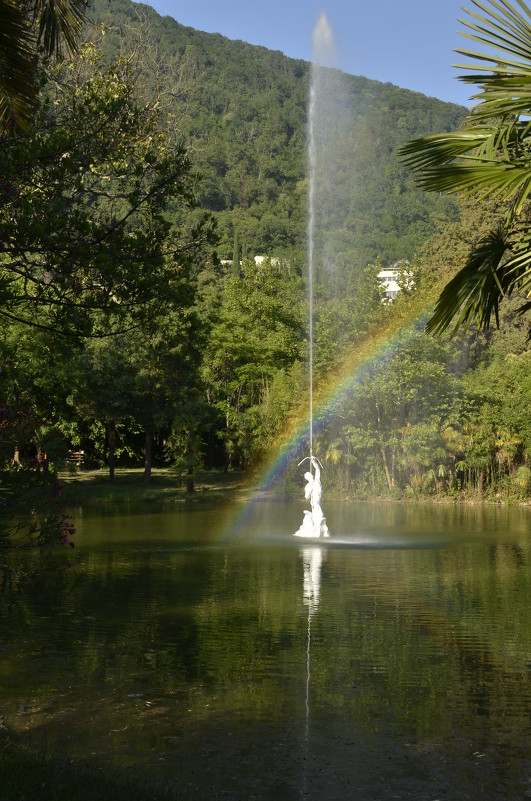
2;500;531;800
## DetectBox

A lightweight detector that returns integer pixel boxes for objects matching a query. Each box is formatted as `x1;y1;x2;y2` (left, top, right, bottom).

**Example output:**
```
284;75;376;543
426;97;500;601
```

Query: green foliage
0;41;216;337
203;259;305;467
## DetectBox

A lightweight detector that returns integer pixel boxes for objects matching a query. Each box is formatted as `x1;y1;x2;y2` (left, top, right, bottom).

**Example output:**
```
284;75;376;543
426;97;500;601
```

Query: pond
1;499;531;800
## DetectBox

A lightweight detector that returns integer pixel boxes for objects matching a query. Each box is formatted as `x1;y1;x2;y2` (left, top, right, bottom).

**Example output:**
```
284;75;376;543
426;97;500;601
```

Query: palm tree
0;0;87;133
399;0;531;336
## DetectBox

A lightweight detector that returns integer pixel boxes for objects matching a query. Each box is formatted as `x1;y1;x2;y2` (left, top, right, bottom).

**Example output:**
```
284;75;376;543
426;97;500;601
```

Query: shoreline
57;467;531;508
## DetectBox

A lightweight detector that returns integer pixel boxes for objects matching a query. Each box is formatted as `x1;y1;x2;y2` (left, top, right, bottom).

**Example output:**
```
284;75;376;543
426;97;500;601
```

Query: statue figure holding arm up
295;456;330;538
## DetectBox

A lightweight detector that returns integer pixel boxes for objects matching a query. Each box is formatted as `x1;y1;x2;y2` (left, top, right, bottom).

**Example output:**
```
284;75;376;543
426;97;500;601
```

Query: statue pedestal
294;509;330;538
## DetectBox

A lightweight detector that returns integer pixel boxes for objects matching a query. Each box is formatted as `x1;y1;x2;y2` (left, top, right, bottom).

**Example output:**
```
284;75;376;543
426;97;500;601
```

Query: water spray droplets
312;12;337;68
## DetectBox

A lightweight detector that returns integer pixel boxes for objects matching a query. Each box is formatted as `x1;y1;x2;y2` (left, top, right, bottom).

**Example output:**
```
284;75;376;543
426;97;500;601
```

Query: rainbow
220;286;439;540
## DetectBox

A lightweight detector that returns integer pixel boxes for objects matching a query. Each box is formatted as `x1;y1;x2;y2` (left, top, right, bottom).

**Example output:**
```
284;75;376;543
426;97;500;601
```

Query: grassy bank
58;467;252;506
57;467;531;507
0;732;181;801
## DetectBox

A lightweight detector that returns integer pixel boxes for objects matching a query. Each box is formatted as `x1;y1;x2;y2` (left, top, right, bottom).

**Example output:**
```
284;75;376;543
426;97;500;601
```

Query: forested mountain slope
89;0;466;279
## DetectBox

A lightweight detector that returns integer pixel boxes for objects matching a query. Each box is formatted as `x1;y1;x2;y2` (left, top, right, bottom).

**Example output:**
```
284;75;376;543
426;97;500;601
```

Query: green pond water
1;499;531;800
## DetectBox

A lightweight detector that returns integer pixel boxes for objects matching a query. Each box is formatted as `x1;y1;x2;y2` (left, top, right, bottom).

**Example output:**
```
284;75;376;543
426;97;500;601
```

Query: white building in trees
377;260;413;302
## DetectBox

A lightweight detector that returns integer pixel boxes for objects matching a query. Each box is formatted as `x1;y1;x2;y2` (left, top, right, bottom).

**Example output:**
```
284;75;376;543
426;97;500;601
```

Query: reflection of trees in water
2;525;531;754
310;542;531;739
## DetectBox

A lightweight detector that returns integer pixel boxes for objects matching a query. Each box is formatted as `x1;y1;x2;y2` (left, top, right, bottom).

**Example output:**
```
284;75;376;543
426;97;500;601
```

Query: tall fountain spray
307;12;336;457
294;13;337;539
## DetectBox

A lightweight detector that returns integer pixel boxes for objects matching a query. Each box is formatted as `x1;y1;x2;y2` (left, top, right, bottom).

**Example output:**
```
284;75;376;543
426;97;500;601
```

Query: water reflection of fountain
301;547;325;725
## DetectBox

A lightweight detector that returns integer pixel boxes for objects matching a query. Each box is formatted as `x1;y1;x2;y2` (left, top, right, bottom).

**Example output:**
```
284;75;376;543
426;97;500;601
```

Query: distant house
253;255;280;267
220;255;283;269
377;260;413;302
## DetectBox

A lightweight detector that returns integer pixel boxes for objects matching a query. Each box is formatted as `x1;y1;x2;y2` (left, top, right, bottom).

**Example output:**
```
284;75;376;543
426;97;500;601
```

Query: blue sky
140;0;476;107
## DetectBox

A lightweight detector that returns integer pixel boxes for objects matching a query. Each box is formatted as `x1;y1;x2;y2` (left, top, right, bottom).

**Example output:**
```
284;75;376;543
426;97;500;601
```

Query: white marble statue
294;456;330;538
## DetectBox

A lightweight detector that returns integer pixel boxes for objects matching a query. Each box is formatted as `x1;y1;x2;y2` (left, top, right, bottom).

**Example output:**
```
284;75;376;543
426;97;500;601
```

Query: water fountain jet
294;12;336;539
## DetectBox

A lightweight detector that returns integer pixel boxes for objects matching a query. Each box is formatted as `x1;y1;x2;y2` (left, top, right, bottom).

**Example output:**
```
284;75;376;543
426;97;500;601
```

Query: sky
140;0;477;107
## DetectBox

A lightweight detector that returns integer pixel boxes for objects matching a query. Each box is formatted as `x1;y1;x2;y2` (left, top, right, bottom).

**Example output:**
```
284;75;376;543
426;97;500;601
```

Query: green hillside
89;0;465;279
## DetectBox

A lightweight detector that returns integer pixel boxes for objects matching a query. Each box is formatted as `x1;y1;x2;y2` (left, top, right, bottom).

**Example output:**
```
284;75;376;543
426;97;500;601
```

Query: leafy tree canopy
0;42;217;337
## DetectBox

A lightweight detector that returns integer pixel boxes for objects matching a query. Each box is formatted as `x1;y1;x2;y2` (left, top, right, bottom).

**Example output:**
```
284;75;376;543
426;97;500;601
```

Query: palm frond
0;0;89;133
0;0;37;132
400;120;531;169
398;128;499;170
417;160;531;210
516;298;531;315
500;231;531;286
33;0;88;57
454;1;531;117
460;75;531;118
458;0;531;63
426;224;510;336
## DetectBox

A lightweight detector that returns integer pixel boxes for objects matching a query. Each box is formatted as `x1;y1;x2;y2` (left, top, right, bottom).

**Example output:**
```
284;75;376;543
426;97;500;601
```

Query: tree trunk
108;422;116;482
376;407;393;491
186;431;194;493
380;445;393;490
144;428;153;483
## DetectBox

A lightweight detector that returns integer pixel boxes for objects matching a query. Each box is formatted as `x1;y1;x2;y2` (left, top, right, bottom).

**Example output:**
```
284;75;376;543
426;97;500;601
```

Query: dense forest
1;0;530;535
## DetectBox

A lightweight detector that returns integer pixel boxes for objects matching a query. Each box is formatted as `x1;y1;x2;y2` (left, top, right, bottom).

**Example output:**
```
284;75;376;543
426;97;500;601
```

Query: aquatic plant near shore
1;471;76;582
